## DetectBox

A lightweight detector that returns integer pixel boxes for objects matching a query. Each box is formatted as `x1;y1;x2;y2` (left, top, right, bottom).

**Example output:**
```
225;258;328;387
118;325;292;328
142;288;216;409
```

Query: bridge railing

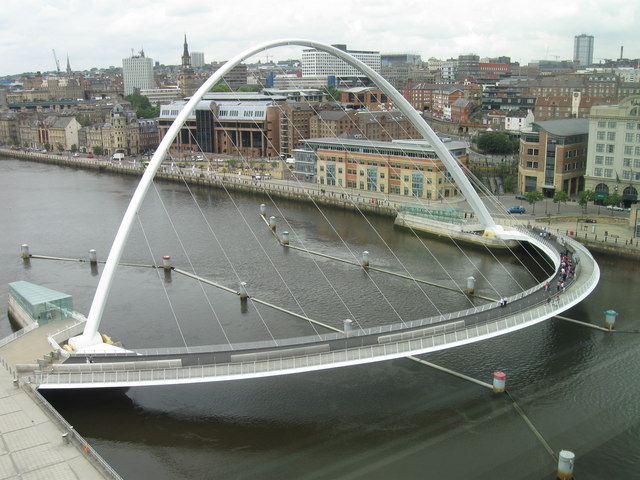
0;322;39;349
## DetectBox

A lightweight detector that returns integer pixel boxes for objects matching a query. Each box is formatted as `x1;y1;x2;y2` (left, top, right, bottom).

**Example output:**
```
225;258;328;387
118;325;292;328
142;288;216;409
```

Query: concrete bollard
21;244;30;259
466;276;475;295
269;216;276;231
361;251;370;267
282;231;289;245
239;281;248;299
62;433;69;445
556;450;575;480
604;310;618;331
162;255;172;270
492;371;506;393
260;204;266;216
343;319;353;336
89;249;97;265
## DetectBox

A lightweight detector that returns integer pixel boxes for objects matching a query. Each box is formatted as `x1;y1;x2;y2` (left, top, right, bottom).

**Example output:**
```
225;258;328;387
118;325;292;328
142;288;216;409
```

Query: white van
112;152;125;161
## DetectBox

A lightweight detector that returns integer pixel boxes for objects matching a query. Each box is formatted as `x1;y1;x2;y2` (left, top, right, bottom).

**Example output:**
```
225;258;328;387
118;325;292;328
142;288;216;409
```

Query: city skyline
1;0;638;77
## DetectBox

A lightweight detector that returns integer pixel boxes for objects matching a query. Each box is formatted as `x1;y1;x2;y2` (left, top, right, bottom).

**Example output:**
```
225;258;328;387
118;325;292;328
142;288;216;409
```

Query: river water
1;158;638;479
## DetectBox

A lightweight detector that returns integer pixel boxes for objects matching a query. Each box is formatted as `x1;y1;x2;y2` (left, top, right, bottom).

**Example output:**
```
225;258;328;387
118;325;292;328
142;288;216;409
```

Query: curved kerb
70;39;498;350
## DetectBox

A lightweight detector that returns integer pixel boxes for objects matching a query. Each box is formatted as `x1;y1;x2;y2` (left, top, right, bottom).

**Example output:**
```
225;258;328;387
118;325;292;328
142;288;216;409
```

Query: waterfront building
574;34;594;67
295;137;468;200
122;49;154;96
518;118;589;197
210;62;248;90
584;95;640;206
157;94;283;158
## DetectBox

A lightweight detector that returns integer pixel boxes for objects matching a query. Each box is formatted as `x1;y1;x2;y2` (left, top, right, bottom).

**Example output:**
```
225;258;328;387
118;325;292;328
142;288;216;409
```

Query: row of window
597;121;640;129
593;168;640;181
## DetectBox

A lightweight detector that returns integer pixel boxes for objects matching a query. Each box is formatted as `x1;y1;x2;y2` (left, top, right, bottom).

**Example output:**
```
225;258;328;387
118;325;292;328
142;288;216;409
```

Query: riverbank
2;148;639;259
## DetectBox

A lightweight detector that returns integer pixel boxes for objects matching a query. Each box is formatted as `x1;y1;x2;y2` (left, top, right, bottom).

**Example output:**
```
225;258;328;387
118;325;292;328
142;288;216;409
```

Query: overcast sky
1;0;638;77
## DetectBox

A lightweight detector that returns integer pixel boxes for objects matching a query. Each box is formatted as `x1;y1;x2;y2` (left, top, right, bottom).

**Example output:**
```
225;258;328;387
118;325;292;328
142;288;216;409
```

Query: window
607;121;617;128
625;145;633;154
635;159;640;169
605;157;614;165
625;133;634;142
594;167;603;176
598;121;606;128
623;158;631;167
607;132;616;141
594;156;603;165
596;144;604;153
627;122;636;130
527;148;539;155
597;131;606;140
623;170;631;180
606;144;615;153
604;169;613;178
526;161;539;168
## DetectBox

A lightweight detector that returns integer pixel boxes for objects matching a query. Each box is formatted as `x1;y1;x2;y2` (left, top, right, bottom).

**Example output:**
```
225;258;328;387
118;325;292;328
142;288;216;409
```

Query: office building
584;95;640;206
574;34;594;66
122;49;154;96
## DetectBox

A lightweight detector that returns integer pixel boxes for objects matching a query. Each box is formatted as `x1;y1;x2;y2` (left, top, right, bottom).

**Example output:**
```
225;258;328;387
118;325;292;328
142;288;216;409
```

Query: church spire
182;34;191;67
66;55;72;75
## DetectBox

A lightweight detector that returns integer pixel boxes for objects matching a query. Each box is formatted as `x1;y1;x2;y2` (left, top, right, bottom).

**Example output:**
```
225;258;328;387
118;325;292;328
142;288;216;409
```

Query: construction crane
52;49;61;73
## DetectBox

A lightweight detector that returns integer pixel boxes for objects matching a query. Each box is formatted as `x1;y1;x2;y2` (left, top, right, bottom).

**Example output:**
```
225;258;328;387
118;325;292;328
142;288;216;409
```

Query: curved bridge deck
27;227;598;389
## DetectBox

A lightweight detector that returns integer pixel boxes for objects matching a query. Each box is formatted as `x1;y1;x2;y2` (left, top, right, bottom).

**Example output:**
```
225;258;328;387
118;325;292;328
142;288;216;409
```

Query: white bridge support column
70;39;500;351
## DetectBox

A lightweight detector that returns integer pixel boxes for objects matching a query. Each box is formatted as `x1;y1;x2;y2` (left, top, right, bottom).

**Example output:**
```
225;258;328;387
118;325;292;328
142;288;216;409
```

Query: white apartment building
301;44;380;77
122;50;154;96
584;95;640;206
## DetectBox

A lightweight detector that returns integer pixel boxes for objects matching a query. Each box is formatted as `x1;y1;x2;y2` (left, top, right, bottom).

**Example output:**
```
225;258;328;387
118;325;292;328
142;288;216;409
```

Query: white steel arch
70;39;499;351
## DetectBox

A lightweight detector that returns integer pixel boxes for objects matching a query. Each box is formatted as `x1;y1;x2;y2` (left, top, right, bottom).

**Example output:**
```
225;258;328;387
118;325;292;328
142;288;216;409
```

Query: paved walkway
0;365;112;479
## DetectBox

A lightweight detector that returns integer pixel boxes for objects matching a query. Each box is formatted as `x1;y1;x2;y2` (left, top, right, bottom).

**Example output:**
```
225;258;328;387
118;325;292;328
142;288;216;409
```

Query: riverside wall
3;149;639;259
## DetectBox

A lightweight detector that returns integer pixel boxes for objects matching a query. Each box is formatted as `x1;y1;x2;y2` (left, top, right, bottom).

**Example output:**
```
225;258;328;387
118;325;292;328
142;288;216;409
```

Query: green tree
474;132;518;154
227;159;238;170
125;93;159;118
553;191;569;213
324;84;341;102
211;84;231;92
604;192;623;208
43;142;51;151
75;115;92;127
92;146;104;156
70;144;77;152
577;190;594;213
524;190;544;214
270;161;278;169
56;143;64;152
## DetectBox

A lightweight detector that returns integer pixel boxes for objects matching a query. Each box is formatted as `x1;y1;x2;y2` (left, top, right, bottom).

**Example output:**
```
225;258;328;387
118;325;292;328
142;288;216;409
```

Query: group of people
542;252;576;300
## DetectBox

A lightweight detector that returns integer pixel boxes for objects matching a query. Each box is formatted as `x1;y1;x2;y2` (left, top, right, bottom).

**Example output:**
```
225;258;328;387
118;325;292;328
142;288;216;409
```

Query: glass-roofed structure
8;281;73;326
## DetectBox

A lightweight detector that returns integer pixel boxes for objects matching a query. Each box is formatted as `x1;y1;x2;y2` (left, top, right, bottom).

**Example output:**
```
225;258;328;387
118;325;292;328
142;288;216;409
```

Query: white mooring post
343;319;353;336
556;450;575;480
492;371;506;393
239;281;248;299
260;204;266;216
282;231;289;245
162;255;172;270
466;276;475;295
269;216;276;231
89;249;97;265
604;310;618;331
21;244;29;259
361;251;370;267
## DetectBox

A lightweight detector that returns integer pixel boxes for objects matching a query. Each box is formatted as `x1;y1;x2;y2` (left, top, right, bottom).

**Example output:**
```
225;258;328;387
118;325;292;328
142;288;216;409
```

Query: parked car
515;195;526;200
86;154;94;158
508;206;526;214
606;205;625;211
